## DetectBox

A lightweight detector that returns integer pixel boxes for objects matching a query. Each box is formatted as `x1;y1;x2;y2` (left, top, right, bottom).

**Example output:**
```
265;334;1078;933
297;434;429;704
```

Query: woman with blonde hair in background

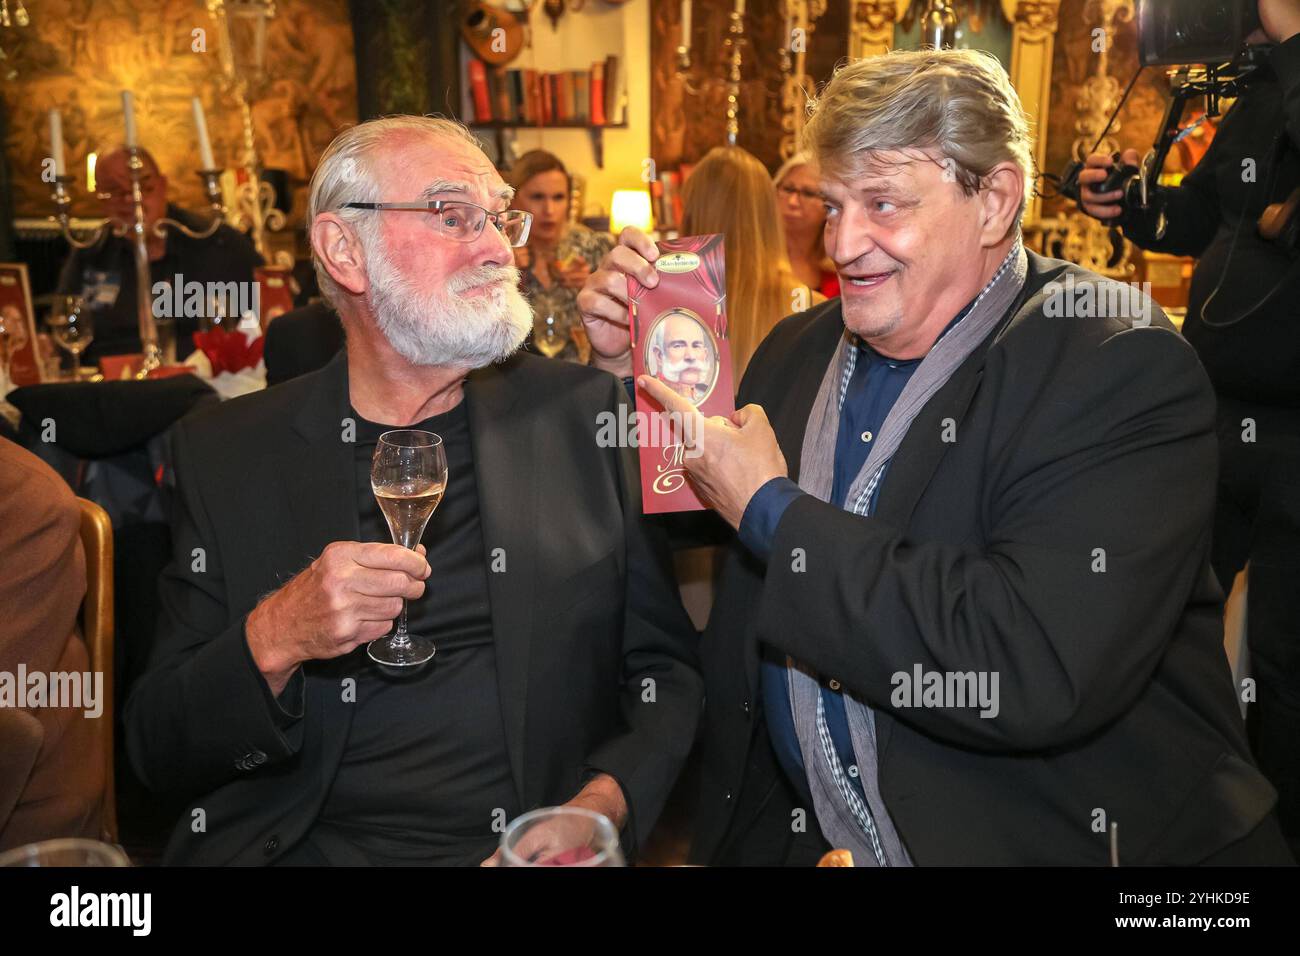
681;146;822;381
773;151;840;300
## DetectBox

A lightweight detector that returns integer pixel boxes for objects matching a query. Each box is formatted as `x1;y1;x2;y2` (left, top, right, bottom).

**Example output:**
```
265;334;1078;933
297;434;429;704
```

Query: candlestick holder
778;0;827;160
724;9;745;147
47;148;231;377
154;169;226;240
674;6;748;145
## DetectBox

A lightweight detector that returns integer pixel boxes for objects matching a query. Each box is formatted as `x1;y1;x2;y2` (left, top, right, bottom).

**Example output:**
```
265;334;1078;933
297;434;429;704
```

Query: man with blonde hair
581;49;1289;864
127;116;701;865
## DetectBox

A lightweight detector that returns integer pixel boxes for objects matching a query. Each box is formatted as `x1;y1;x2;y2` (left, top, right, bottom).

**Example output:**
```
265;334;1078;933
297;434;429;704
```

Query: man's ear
979;162;1024;246
311;213;368;297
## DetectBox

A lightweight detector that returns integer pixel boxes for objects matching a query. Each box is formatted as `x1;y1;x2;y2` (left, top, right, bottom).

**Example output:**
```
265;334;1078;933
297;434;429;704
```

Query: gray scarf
787;240;1028;866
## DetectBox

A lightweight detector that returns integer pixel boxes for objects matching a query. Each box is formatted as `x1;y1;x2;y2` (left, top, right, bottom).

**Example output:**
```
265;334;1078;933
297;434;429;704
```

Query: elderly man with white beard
649;311;716;405
124;116;702;866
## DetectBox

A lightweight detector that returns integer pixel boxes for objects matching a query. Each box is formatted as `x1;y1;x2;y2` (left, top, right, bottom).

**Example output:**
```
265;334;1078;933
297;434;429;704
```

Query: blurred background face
94;149;168;227
654;313;712;387
511;169;569;245
822;148;986;346
777;164;825;238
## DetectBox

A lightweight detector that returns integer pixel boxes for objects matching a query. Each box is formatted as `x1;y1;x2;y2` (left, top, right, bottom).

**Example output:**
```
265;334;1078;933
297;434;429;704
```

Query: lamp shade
610;189;653;235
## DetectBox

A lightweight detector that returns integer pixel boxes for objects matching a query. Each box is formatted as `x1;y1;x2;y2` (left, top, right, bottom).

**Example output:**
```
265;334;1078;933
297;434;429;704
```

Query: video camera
1057;0;1269;237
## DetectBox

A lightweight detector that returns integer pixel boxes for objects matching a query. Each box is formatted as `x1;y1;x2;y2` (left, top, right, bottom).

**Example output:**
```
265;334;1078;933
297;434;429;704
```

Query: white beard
366;246;532;369
660;354;710;384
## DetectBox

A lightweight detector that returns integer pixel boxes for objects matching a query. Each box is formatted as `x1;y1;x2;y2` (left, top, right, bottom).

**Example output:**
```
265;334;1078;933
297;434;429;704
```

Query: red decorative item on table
628;233;735;514
192;325;264;376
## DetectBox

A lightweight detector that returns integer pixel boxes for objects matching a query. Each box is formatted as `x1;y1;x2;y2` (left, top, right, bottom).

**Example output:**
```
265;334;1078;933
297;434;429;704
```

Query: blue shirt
739;308;968;807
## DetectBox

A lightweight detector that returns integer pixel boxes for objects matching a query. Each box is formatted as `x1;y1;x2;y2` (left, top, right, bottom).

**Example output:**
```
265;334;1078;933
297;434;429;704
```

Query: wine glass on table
369;429;446;667
45;295;93;381
532;313;567;358
499;807;625;867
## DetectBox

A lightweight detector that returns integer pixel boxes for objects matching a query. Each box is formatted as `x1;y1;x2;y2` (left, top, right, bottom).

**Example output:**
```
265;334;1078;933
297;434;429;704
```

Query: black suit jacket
262;302;344;387
125;350;702;864
691;251;1278;866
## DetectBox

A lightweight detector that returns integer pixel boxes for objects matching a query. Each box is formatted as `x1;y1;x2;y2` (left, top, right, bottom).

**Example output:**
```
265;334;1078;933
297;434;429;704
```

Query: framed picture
0;263;45;387
255;266;296;331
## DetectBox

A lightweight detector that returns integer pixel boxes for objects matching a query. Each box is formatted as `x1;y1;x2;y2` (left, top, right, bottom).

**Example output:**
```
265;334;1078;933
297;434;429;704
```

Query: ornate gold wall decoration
1003;0;1060;223
849;0;909;60
1027;0;1137;276
779;0;828;159
2;0;356;224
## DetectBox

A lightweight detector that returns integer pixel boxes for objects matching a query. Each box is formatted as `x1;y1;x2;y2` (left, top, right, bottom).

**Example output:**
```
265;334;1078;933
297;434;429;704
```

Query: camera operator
1079;0;1300;859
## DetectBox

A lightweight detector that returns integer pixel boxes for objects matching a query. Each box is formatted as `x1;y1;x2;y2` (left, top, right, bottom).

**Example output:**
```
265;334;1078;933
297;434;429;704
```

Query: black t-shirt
298;398;519;865
56;204;263;362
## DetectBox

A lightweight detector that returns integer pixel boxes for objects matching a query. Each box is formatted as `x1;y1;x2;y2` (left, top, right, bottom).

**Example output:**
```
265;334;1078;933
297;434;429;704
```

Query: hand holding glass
369;430;445;666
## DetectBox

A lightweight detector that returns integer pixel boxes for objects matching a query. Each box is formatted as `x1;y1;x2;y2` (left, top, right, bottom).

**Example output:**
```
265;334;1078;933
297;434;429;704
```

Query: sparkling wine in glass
369;429;446;667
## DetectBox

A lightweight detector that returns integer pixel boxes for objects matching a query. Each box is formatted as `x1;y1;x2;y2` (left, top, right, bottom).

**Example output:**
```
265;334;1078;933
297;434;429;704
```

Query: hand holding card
628;234;736;513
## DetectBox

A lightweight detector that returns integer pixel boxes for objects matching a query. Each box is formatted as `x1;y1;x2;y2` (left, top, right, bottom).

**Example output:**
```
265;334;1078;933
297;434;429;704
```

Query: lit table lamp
610;189;653;236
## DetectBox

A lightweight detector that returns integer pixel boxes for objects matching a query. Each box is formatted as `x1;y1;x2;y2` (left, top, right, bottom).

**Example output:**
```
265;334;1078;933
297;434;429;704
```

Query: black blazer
125;350;702;864
262;302;344;387
691;251;1278;866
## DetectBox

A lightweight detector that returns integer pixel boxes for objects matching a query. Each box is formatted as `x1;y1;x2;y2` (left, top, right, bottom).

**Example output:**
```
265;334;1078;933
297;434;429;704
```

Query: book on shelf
590;60;607;127
464;58;627;127
574;71;589;124
468;59;491;123
604;55;621;125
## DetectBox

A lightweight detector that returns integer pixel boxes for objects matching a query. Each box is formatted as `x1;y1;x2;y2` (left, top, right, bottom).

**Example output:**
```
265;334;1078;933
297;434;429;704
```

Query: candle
192;97;216;170
121;90;138;148
48;109;65;177
681;0;691;44
735;0;745;17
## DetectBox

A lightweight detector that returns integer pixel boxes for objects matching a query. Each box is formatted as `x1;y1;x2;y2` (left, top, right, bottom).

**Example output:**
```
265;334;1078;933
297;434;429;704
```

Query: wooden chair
75;497;117;845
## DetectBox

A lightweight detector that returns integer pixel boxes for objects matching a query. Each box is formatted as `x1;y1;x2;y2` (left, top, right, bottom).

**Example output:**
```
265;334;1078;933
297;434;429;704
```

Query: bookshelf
469;121;629;169
458;2;632;179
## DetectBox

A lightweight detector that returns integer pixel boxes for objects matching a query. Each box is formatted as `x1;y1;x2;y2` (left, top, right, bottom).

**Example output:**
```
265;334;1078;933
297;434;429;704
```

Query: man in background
57;146;263;362
1078;0;1300;856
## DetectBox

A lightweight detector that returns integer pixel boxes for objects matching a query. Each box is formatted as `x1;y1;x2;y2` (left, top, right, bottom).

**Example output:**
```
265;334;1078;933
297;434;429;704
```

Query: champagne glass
0;838;130;867
499;807;625;867
46;295;93;381
533;314;567;358
370;429;446;667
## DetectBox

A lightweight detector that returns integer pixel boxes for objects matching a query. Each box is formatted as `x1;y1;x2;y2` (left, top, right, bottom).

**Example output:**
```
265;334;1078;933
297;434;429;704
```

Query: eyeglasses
96;175;160;202
778;184;823;204
342;199;532;247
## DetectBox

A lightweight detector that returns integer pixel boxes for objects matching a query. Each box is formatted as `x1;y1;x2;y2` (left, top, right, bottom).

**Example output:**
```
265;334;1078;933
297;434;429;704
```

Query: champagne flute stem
392;597;410;647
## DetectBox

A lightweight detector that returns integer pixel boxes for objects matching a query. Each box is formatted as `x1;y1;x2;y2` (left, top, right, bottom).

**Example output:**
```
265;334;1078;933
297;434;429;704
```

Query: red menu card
0;263;45;386
628;234;735;514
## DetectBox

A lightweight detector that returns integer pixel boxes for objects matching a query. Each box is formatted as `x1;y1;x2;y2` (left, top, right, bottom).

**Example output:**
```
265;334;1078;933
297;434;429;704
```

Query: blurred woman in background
508;150;613;363
681;146;821;381
772;152;840;300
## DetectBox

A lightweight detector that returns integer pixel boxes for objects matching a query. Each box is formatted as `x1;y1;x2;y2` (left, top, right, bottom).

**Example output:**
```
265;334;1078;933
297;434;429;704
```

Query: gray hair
772;151;815;189
307;115;486;308
802;48;1033;220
